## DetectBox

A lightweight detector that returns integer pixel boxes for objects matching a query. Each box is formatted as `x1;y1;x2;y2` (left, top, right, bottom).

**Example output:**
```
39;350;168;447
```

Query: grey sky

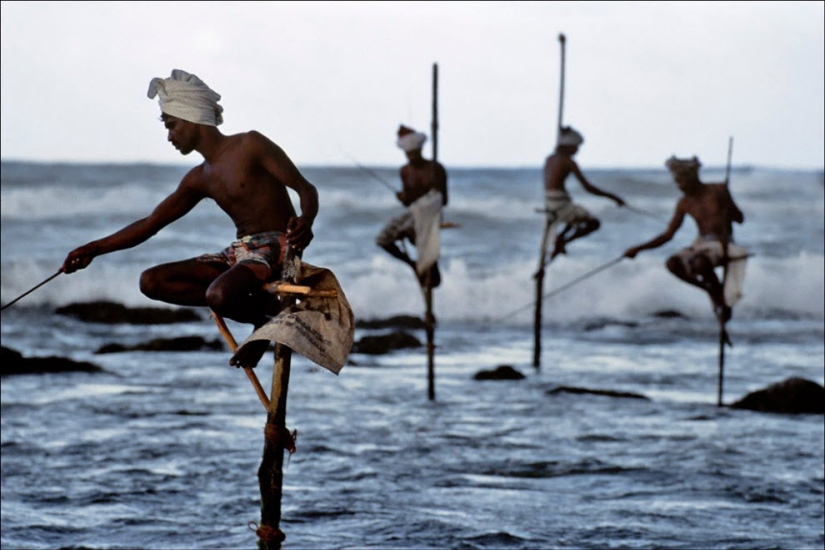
1;1;823;169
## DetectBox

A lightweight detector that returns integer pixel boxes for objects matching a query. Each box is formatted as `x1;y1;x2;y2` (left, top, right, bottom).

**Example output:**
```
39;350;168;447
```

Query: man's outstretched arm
62;178;205;273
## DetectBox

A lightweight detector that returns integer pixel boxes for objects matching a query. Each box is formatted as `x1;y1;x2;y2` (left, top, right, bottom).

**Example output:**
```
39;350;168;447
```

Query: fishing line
1;270;63;312
338;148;397;193
498;256;624;323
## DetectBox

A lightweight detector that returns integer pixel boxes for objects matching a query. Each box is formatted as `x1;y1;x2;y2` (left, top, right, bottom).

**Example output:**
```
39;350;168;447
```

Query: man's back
679;182;742;240
543;152;576;193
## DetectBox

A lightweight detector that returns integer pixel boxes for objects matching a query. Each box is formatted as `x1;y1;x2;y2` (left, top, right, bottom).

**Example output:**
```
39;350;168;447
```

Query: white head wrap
147;69;224;126
558;126;584;147
396;125;427;152
665;155;701;172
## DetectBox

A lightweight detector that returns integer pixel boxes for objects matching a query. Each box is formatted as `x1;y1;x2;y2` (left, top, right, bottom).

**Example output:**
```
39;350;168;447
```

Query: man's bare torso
186;132;297;238
679;183;735;239
543;153;575;192
400;160;447;206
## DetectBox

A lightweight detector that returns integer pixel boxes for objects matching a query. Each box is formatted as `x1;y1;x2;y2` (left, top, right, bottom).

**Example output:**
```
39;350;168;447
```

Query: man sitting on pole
540;126;625;262
623;155;747;324
375;124;448;287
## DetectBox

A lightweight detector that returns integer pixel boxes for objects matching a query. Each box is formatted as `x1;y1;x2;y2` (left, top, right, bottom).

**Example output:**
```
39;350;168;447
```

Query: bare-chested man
542;126;625;260
623;155;745;323
375;124;448;287
61;69;319;369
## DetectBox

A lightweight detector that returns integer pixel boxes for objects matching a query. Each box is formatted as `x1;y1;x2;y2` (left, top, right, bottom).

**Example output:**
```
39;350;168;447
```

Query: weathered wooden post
255;246;299;549
717;136;734;407
425;61;439;401
534;33;566;370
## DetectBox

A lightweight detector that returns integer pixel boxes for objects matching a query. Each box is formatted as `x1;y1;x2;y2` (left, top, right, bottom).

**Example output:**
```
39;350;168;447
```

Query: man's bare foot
229;340;271;369
550;242;566;260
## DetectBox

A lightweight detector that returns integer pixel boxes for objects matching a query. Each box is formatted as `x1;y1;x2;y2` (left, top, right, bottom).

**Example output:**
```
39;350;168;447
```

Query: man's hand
286;216;314;252
623;247;639;259
61;244;99;274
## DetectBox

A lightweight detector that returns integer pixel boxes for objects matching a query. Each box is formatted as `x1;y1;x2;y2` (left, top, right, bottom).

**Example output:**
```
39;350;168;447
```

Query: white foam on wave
3;250;823;322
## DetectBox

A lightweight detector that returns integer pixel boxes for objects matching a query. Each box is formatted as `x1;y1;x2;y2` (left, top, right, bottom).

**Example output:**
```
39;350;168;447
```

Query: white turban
396;125;427;152
666;155;701;172
558;126;584;147
147;69;224;126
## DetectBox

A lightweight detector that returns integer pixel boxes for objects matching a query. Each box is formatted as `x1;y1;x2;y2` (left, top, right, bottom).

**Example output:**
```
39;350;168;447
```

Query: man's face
162;114;197;155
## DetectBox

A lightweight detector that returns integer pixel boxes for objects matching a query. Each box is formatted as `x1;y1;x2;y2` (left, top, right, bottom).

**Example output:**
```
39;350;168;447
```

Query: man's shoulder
179;163;207;189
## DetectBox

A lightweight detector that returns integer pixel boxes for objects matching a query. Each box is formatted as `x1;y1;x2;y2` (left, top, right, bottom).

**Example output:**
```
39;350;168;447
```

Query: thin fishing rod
724;136;733;186
622;203;663;221
556;33;566;145
1;270;63;312
500;256;624;322
534;203;663;221
339;149;397;193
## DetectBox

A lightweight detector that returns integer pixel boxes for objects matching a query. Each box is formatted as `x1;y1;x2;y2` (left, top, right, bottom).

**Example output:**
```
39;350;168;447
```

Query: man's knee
139;268;163;299
588;219;601;232
665;256;685;276
205;283;235;313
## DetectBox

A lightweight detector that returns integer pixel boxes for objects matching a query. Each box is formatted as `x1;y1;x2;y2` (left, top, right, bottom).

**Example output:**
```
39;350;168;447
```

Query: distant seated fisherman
624;155;746;324
542;126;625;261
61;69;319;370
375;124;448;287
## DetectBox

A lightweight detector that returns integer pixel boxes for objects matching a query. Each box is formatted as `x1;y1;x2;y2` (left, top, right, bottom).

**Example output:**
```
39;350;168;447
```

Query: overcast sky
2;1;823;169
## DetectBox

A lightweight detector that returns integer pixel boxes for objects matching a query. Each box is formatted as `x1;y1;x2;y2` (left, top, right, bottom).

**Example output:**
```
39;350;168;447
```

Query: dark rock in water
55;300;202;324
653;309;686;319
582;318;639;331
547;386;649;400
2;345;103;376
95;336;225;354
356;315;426;330
730;377;825;414
352;331;422;354
474;365;526;381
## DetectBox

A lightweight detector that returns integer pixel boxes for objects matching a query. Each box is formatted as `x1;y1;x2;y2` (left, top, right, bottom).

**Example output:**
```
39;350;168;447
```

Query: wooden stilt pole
256;246;298;549
533;225;549;370
211;311;270;411
534;33;566;370
425;61;439;401
717;136;734;407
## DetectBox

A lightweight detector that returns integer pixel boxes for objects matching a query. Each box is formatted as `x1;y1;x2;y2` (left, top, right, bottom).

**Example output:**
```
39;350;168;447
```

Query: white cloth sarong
675;238;748;307
409;189;443;276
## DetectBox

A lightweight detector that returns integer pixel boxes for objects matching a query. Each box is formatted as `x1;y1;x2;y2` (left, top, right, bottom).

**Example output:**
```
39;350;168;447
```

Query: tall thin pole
425;62;439;401
534;33;566;370
717;136;734;407
556;33;566;145
256;247;298;549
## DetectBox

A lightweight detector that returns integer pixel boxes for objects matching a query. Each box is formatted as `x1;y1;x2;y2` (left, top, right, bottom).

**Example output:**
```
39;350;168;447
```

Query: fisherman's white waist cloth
544;190;593;224
675;236;749;307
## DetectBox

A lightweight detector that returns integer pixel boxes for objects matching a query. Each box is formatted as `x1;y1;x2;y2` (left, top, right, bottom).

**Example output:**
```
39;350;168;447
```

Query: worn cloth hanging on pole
236;259;354;374
723;244;748;307
410;189;443;277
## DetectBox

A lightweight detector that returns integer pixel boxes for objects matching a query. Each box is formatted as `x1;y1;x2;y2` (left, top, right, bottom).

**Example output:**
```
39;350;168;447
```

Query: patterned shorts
375;211;416;247
196;231;286;281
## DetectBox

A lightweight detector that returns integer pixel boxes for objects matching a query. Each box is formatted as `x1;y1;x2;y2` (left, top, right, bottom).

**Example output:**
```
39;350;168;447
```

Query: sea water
1;161;823;549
